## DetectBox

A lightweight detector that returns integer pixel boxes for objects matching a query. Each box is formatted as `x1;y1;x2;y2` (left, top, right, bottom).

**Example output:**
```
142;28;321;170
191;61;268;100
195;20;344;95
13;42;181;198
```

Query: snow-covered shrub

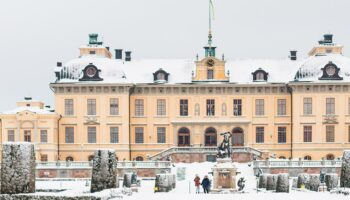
90;149;117;193
1;143;35;194
276;173;289;193
307;174;320;191
266;174;277;191
258;174;268;188
297;173;310;188
325;173;338;191
341;151;350;188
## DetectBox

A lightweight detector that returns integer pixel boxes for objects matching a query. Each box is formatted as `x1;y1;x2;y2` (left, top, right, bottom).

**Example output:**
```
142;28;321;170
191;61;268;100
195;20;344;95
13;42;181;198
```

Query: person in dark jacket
201;175;210;194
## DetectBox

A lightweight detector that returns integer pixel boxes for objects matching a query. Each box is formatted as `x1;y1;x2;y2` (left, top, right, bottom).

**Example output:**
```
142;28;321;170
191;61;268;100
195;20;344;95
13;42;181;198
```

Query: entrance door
232;127;244;146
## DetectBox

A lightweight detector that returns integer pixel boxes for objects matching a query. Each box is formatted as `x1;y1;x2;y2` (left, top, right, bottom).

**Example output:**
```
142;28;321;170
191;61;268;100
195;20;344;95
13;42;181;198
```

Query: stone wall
37;168;170;179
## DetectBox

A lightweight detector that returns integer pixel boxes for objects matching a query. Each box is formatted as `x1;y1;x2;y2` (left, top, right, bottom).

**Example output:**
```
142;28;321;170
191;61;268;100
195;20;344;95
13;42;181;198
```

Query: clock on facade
207;59;215;67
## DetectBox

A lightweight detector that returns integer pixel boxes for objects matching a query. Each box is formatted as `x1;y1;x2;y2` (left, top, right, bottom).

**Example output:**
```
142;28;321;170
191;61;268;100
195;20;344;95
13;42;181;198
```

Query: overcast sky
0;0;349;111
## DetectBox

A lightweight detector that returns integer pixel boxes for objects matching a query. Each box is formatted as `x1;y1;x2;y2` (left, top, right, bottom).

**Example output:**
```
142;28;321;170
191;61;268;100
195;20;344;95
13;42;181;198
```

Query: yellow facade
1;33;350;162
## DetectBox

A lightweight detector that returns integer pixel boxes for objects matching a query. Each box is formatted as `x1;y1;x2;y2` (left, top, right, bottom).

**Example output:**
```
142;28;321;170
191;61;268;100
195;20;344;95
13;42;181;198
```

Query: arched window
232;127;244;146
178;127;190;146
326;154;335;160
304;155;312;160
135;156;144;161
88;155;94;161
204;127;217;146
279;156;286;159
66;156;74;162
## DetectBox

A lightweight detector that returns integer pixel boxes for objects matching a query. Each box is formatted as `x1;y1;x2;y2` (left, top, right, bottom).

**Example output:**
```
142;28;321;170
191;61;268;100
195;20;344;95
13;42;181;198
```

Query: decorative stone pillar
1;143;36;194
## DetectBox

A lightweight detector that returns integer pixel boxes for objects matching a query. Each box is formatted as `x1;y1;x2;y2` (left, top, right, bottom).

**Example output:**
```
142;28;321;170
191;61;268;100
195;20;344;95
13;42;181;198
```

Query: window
304;155;312;160
88;155;95;161
206;99;215;116
157;99;166;116
110;98;119;115
303;126;312;142
40;130;48;143
66;156;74;161
65;127;74;143
256;127;264;143
326;154;335;160
233;99;242;116
24;130;31;142
326;98;335;115
180;99;188;116
348;98;350;115
303;98;312;115
157;73;165;80
110;127;119;143
256;72;265;81
41;154;48;162
135;127;144;143
207;69;214;79
89;50;96;54
135;156;144;161
88;127;96;143
326;126;335;142
157;127;166;143
135;99;144;116
178;127;190;146
7;130;15;142
277;99;286;116
204;127;217;146
278;127;286;143
65;99;74;116
279;156;286;159
87;99;96;115
255;99;264;116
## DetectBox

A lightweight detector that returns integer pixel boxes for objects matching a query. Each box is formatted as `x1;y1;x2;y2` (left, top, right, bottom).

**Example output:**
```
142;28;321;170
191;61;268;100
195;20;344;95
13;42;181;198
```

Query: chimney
45;105;51;109
57;62;62;67
125;51;132;61
323;34;333;43
24;96;32;101
106;46;110;51
289;51;297;61
115;49;123;60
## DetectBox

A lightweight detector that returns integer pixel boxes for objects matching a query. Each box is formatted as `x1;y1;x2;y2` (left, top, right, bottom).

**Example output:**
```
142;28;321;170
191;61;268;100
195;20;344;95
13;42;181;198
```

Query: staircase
150;146;263;161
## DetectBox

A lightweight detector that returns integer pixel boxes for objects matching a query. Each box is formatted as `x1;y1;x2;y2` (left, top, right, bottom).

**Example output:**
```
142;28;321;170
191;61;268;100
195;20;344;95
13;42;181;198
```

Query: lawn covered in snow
35;162;349;200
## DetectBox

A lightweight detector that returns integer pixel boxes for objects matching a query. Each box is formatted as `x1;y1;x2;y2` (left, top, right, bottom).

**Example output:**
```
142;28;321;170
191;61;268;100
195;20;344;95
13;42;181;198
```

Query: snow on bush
307;174;320;191
90;149;117;193
123;173;132;188
266;174;277;191
1;142;35;194
276;173;289;193
341;150;350;188
325;173;338;191
258;174;268;189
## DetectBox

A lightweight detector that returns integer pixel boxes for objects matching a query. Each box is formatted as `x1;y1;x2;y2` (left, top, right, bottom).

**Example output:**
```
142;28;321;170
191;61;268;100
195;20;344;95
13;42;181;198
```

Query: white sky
0;0;350;111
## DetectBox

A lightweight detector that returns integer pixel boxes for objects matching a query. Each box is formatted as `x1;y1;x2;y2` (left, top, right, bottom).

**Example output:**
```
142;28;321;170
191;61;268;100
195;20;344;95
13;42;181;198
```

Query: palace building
1;32;350;162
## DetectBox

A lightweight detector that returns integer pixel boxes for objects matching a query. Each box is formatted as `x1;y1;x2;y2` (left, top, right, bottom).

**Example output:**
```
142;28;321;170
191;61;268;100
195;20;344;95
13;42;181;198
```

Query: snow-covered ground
35;162;349;200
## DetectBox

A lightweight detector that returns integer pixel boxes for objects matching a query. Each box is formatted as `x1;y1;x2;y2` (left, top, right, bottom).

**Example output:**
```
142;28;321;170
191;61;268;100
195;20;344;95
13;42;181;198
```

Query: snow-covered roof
294;53;350;82
1;106;56;115
54;53;350;85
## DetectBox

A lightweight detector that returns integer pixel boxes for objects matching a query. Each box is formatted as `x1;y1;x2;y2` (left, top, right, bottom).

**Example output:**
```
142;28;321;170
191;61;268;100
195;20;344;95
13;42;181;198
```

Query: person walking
201;175;210;194
194;174;201;194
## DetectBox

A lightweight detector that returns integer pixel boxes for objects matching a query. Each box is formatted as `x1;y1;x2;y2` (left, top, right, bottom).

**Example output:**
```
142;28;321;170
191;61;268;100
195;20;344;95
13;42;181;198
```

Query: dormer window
319;62;343;80
79;64;103;81
153;68;169;83
252;68;268;82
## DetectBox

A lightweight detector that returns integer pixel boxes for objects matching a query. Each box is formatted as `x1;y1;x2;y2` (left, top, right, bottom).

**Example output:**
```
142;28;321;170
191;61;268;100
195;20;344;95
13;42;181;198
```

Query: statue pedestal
211;158;237;193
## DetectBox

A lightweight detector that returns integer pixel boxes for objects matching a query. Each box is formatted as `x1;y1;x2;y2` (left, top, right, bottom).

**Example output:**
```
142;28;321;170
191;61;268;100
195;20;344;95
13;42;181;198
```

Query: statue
217;131;232;159
237;177;246;191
